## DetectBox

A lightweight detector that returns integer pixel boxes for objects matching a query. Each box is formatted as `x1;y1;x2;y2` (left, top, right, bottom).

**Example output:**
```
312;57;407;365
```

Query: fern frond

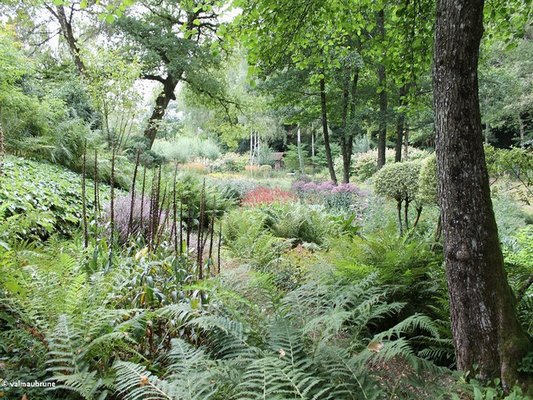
166;338;209;376
268;319;309;370
313;344;378;400
189;315;258;360
113;361;175;400
374;313;440;341
236;356;328;400
46;314;107;399
356;337;415;366
157;302;197;325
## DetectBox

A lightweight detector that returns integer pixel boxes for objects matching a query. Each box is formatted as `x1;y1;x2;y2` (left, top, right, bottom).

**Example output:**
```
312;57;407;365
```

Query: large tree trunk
143;77;178;148
433;0;531;391
376;8;387;169
320;78;337;184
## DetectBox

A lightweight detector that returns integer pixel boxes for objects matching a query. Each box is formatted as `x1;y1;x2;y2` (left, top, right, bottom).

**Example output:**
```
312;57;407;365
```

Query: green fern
114;361;176;400
46;315;108;399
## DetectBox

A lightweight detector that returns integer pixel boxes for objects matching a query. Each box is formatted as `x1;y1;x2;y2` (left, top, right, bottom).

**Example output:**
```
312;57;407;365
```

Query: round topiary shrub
374;161;422;232
418;153;438;206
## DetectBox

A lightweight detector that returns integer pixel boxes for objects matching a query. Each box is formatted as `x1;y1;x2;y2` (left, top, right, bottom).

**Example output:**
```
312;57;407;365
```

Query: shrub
242;187;297;206
374;161;422;232
103;195;153;244
209;152;248;172
179;162;208;174
292;179;368;212
259;164;273;178
258;145;275;166
485;145;532;204
209;178;259;202
503;226;533;335
283;143;310;172
493;195;528;247
222;208;287;268
330;226;450;349
418;153;438;206
244;164;261;176
351;148;395;181
263;203;333;246
152;136;221;163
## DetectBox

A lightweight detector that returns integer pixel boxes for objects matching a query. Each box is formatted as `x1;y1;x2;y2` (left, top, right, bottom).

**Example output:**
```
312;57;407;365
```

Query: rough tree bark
320;77;338;184
377;8;387;169
46;5;86;75
433;0;531;391
143;76;179;148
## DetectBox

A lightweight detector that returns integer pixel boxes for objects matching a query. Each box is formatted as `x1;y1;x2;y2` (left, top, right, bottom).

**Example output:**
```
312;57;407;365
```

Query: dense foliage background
0;0;531;399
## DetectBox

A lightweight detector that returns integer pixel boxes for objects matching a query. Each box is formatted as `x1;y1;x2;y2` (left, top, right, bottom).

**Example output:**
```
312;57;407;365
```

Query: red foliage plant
242;187;296;206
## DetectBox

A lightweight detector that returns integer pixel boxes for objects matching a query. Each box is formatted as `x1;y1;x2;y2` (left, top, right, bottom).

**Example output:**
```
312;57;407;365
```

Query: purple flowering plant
292;177;368;213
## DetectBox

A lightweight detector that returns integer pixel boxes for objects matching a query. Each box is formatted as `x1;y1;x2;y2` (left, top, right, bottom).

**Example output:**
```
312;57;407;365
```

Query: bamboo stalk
139;166;147;233
154;183;168;250
208;196;216;262
148;168;156;250
186;201;192;253
94;149;100;219
217;222;222;274
127;151;141;240
179;198;183;256
81;140;88;248
197;180;206;279
172;163;178;255
110;143;116;245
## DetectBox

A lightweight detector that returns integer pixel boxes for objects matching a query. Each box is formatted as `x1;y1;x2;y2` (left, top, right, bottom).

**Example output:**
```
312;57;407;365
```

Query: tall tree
433;0;531;390
117;0;230;148
376;7;387;169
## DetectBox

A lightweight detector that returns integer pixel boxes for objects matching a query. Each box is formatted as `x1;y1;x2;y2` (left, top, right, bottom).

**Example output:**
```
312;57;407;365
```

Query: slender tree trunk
377;8;387;169
256;132;260;164
395;85;408;162
433;0;531;390
397;200;403;235
484;121;490;144
345;71;359;180
143;77;178;148
297;127;304;173
319;78;337;184
403;123;409;159
340;74;351;183
249;130;254;165
311;131;315;172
